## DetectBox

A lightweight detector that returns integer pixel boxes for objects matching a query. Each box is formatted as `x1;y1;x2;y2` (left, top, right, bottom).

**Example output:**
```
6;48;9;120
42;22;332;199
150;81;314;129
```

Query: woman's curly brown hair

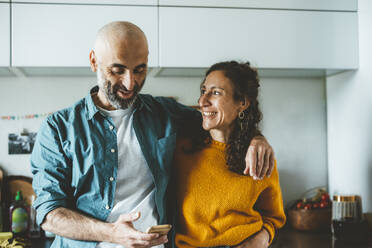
188;61;262;175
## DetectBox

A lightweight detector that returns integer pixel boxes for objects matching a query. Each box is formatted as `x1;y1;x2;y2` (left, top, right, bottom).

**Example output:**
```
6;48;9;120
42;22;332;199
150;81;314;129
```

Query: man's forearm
41;207;112;243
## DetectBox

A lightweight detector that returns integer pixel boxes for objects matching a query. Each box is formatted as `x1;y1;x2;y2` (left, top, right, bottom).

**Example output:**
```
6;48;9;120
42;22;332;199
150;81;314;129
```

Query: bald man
31;22;275;248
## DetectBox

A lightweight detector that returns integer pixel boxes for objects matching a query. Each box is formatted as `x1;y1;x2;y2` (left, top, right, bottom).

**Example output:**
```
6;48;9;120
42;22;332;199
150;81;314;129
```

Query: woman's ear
240;97;250;112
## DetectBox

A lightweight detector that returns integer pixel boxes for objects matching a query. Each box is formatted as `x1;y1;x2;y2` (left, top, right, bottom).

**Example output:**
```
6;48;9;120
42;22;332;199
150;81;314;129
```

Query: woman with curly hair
173;61;286;248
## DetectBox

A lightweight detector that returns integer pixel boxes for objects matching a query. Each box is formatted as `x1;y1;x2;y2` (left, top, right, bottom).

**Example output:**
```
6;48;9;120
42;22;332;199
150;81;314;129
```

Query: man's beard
97;68;144;109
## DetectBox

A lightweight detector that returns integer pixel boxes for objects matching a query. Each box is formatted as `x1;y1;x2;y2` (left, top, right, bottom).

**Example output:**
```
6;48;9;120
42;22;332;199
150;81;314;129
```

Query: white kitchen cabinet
159;7;358;70
0;3;10;67
12;0;156;5
12;4;158;67
159;0;357;11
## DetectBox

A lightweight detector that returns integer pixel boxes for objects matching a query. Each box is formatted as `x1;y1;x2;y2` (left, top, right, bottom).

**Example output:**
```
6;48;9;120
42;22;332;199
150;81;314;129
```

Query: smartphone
146;224;172;235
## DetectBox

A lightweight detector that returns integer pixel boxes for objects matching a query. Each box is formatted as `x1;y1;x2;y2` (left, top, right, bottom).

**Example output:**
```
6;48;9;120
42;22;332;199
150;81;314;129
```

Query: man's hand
110;212;168;248
244;136;275;179
234;228;270;248
42;208;167;247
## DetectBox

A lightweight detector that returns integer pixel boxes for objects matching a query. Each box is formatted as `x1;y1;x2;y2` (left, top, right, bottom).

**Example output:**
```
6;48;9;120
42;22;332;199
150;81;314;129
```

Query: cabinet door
0;3;10;67
159;7;358;69
159;0;357;11
12;0;156;5
12;4;158;67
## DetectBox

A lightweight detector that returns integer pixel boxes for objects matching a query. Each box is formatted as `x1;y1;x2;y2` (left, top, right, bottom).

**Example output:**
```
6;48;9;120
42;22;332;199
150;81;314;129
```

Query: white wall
326;0;372;212
0;74;327;205
260;77;327;206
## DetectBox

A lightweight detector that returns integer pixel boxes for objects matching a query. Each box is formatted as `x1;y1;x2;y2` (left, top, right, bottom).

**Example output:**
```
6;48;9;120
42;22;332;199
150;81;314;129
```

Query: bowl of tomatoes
287;188;332;231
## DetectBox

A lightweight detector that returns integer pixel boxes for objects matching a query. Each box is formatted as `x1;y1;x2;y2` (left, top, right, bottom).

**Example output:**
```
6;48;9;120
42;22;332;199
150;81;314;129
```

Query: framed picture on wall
8;132;37;155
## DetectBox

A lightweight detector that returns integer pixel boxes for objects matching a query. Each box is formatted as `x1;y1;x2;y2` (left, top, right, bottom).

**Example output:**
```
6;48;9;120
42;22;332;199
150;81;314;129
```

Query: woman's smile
202;111;217;117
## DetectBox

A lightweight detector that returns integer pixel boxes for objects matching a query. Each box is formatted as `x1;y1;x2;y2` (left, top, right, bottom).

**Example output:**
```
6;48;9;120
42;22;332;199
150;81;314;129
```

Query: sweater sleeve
254;161;286;244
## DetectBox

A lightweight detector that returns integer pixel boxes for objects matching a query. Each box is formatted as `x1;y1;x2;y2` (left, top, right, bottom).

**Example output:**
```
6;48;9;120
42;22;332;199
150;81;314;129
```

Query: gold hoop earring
239;111;245;130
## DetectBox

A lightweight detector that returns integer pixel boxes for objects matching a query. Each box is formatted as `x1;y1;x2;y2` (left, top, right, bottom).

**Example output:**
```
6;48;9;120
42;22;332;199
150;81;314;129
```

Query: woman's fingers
259;151;271;179
245;145;257;176
256;146;265;179
266;151;275;177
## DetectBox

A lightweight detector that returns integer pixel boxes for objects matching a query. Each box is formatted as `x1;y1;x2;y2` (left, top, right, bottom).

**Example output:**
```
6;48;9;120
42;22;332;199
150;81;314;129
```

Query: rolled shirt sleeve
31;117;72;226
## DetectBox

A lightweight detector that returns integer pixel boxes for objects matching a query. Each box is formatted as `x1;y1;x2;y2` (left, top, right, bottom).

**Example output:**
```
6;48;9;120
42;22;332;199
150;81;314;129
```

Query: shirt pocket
156;133;177;171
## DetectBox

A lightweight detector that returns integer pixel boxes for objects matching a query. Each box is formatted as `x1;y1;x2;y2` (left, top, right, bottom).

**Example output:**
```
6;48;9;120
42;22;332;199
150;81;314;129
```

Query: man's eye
134;67;146;74
111;68;125;74
213;90;221;95
200;89;206;95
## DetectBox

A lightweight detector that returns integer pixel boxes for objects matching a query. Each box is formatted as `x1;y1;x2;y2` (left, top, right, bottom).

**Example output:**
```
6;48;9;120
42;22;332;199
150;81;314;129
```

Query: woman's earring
239;111;245;130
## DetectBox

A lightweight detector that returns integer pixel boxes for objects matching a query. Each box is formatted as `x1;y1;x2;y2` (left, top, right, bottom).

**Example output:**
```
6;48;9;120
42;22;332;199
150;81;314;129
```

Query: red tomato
320;202;328;208
321;193;329;202
296;202;304;209
304;204;312;210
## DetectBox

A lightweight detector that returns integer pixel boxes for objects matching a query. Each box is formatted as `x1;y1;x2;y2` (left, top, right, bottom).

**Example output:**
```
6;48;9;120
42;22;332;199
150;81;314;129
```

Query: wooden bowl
287;208;331;231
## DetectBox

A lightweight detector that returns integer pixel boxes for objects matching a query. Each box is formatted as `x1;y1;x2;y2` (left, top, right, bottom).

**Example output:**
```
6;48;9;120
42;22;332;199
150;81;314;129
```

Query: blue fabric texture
31;86;200;248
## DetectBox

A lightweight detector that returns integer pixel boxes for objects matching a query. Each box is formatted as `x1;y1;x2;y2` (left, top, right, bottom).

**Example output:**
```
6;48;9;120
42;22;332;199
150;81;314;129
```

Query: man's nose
122;71;135;91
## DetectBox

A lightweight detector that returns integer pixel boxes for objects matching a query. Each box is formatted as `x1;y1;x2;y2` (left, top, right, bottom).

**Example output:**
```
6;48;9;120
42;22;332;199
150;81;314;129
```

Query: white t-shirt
96;106;161;248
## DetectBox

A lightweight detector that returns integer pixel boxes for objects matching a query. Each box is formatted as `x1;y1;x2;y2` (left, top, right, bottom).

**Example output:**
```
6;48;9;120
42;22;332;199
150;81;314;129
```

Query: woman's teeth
203;112;216;116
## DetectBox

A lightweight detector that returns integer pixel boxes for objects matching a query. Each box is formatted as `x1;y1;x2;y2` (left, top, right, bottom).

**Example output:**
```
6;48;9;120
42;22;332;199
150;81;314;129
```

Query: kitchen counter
31;227;372;248
271;226;372;248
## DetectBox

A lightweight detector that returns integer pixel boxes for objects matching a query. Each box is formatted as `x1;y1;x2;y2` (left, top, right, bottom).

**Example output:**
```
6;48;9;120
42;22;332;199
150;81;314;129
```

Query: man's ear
89;50;98;72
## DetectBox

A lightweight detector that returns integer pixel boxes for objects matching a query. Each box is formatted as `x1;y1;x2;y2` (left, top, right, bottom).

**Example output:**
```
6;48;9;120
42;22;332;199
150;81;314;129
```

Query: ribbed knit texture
174;139;286;248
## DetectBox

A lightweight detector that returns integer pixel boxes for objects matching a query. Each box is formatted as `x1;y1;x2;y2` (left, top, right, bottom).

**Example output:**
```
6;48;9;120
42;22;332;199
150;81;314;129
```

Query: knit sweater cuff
262;222;275;244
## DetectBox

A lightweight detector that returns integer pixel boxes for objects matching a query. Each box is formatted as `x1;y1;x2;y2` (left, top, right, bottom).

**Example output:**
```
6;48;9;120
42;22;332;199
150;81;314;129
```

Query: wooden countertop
31;227;372;248
272;226;372;248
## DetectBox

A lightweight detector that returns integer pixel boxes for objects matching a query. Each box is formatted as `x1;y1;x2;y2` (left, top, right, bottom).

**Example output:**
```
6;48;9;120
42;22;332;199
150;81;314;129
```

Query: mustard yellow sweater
174;139;286;248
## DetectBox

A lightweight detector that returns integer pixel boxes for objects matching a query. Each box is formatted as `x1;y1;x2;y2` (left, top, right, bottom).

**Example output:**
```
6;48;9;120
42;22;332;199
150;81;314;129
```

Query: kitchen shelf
155;68;348;78
159;0;357;11
10;0;156;5
4;67;349;78
11;3;158;67
1;1;359;77
0;68;15;77
159;7;359;69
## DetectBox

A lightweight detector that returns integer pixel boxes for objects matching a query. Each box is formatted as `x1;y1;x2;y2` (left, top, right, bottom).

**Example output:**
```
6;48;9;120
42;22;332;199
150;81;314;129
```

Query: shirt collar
135;94;153;113
85;86;153;120
85;86;100;120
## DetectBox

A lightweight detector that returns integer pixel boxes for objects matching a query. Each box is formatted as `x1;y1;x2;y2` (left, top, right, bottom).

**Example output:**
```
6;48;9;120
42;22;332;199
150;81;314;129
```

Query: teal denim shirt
31;86;200;248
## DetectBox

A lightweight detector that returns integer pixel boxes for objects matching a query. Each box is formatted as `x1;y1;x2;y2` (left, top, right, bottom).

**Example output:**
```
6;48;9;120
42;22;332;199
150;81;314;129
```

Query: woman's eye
213;90;221;95
200;89;206;95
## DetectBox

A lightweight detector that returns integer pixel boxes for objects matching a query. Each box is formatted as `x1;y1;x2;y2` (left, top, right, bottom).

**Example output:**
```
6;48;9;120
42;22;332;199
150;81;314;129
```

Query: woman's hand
244;136;275;179
234;228;270;248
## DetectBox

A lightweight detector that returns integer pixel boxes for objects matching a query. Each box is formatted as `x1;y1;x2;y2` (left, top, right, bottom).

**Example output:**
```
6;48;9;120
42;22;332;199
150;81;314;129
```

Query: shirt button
111;149;115;153
109;177;114;182
109;125;114;130
105;205;110;210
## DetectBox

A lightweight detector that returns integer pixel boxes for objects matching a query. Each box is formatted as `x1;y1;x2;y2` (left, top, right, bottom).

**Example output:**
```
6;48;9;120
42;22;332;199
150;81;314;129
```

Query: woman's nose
198;93;210;107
